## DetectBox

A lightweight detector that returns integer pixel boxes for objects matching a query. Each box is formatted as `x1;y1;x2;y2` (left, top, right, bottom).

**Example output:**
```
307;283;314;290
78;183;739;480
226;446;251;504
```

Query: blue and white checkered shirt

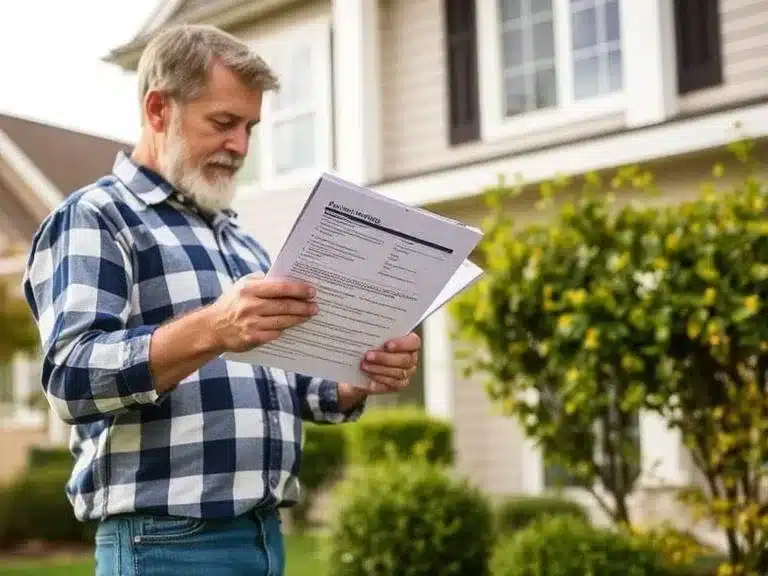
22;151;364;522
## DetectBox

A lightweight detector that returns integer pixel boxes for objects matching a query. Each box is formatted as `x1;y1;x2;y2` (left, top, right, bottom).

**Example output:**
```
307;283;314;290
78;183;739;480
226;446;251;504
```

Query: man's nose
225;128;249;157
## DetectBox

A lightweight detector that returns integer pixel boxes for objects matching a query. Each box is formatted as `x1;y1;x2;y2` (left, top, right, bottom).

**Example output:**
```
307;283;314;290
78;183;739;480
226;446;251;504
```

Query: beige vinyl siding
379;0;625;181
380;0;768;182
679;0;768;114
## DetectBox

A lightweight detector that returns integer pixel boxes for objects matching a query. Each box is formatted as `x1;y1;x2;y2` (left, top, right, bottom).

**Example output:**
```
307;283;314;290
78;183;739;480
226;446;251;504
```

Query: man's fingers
368;375;409;392
250;298;319;318
383;332;422;353
361;362;411;381
363;350;416;369
255;315;314;331
244;276;316;300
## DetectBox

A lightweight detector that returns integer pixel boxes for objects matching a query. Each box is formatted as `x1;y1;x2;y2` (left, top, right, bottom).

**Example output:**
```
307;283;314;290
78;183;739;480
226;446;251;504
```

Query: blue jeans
94;509;285;575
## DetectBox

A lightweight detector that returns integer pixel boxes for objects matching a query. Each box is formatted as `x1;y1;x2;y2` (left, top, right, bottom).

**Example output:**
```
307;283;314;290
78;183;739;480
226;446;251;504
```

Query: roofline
104;0;303;71
0;128;63;213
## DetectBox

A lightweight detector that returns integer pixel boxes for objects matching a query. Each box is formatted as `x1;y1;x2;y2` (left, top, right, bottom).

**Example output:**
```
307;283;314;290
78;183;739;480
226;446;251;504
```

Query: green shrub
0;464;94;549
495;494;588;535
27;446;72;471
326;458;495;576
291;422;347;530
345;406;453;467
491;515;672;576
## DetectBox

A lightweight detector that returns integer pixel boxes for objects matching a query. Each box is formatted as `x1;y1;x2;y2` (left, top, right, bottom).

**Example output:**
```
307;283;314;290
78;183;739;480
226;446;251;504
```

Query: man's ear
144;90;170;133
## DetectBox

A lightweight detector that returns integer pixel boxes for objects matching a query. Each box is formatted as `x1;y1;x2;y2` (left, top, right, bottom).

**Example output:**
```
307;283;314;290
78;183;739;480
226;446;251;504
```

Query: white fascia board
373;101;768;208
0;129;63;212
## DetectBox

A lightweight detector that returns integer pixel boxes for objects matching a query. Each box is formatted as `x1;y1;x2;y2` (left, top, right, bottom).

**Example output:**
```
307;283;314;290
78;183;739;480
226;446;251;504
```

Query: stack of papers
226;172;484;387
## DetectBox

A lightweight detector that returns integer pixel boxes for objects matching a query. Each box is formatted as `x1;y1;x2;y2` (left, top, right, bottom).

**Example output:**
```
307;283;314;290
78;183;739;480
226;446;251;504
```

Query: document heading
327;200;382;226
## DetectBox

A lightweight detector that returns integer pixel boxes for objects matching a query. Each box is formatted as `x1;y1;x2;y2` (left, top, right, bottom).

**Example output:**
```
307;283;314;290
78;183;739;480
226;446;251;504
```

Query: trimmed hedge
327;458;495;576
344;406;453;467
0;463;93;549
491;515;673;576
495;494;589;535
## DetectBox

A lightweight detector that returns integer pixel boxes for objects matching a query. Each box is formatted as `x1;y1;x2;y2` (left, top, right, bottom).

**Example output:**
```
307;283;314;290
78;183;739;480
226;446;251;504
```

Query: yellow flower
557;314;574;331
584;328;599;350
566;289;587;306
565;368;580;384
745;295;760;314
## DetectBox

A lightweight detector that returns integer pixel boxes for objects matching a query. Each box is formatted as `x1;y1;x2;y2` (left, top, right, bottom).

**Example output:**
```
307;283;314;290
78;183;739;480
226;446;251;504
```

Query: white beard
159;113;242;214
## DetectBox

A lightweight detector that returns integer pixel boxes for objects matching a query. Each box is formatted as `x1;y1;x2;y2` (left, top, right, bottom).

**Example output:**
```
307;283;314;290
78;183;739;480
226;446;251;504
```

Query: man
22;24;421;576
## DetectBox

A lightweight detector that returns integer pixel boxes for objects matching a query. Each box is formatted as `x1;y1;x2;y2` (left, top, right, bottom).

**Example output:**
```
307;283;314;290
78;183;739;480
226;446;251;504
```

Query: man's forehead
197;61;263;114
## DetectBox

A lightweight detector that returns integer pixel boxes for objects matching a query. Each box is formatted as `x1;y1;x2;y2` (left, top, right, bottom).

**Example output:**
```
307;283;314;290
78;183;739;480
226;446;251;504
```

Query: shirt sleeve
295;374;366;423
22;199;163;425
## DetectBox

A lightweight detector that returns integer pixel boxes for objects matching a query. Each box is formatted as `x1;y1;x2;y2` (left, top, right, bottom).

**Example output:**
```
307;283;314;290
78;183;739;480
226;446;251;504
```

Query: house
0;112;131;482
110;0;768;536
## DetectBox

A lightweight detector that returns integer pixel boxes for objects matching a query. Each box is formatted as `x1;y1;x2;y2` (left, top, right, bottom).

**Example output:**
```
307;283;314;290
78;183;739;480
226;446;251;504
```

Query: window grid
571;0;622;99
499;0;557;117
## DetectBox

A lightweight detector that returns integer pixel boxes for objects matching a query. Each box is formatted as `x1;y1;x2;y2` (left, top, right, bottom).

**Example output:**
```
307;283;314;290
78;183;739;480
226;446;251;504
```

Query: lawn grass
0;533;324;576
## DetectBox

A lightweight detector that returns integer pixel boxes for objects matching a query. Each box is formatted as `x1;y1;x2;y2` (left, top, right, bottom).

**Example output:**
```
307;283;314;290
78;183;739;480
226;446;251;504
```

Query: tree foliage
450;139;768;574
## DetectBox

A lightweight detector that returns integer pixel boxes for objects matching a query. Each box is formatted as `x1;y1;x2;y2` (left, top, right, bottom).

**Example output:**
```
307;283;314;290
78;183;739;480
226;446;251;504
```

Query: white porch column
331;0;382;185
620;0;679;127
422;308;453;419
639;410;685;486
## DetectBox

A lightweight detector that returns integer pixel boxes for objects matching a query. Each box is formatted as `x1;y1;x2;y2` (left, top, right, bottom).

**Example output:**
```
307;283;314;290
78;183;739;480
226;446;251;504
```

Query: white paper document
226;173;484;386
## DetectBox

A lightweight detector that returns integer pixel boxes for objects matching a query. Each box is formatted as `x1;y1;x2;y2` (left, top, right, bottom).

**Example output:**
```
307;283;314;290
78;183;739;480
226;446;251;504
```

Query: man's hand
337;332;422;411
360;331;422;393
208;273;318;354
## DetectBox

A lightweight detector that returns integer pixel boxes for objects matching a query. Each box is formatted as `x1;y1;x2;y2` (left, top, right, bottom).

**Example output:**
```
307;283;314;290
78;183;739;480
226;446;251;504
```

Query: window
673;0;722;94
476;0;625;141
238;17;333;192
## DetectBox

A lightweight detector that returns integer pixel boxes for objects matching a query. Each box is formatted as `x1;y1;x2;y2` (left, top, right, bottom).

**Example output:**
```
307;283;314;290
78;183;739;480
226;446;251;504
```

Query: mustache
206;152;243;170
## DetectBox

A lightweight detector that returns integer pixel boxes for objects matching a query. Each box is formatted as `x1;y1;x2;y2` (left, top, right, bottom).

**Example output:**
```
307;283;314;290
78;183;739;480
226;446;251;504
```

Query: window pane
574;56;599;99
608;49;622;91
502;29;524;69
605;0;620;43
500;0;521;21
504;74;527;116
236;127;260;185
530;0;552;15
533;20;554;60
571;0;623;99
271;44;312;112
571;6;597;50
499;0;557;117
535;66;557;108
291;45;312;105
274;113;315;175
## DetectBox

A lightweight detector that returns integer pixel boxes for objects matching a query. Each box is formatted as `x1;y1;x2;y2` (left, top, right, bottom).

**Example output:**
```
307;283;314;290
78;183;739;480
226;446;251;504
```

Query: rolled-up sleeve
22;199;162;425
295;375;366;423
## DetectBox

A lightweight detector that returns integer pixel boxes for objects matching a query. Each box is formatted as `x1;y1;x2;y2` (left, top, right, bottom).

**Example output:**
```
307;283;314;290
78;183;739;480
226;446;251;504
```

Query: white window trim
476;0;626;143
238;14;333;196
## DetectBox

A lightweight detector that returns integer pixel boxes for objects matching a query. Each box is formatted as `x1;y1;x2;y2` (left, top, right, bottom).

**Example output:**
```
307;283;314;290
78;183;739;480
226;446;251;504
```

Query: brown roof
0;113;131;197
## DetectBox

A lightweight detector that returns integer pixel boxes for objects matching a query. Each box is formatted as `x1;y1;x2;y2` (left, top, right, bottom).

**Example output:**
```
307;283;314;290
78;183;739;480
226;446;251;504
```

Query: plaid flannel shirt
22;151;364;522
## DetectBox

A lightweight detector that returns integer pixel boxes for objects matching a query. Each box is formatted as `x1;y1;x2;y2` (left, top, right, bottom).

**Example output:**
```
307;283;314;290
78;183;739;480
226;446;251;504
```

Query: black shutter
444;0;480;145
674;0;723;94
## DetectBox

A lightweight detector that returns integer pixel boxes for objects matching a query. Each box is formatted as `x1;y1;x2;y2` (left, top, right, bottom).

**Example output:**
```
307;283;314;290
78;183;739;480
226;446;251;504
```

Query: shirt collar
111;150;238;220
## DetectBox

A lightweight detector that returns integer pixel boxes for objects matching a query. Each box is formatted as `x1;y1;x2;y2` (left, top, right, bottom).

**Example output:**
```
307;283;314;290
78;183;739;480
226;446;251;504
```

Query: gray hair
136;23;280;107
